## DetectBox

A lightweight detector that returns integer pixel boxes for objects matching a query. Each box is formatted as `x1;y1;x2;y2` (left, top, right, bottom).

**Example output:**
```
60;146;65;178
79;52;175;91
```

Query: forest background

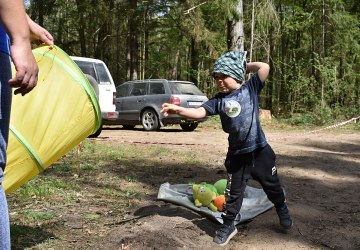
27;0;359;125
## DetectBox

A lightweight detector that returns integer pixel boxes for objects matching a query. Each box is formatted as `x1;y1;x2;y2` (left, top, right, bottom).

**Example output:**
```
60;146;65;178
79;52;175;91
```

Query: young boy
161;51;293;246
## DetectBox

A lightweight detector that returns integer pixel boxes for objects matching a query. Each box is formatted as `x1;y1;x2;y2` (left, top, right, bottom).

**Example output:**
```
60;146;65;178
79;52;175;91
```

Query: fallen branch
104;214;150;226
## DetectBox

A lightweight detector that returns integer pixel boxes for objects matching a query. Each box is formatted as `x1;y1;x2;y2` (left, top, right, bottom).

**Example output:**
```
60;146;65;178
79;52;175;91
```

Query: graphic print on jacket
220;87;255;148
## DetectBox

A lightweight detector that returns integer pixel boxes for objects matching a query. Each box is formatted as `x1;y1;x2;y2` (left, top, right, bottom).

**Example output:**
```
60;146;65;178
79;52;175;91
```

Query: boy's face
213;73;241;93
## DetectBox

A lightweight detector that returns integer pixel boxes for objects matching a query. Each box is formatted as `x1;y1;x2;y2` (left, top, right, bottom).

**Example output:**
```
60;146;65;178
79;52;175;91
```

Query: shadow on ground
11;224;56;250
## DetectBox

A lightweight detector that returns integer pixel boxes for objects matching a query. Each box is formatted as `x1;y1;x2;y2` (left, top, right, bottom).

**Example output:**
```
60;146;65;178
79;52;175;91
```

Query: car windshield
170;82;205;95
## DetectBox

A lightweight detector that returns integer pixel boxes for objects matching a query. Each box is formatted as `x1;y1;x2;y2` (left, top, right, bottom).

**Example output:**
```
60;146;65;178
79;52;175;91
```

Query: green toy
192;184;217;212
200;182;219;196
214;179;227;195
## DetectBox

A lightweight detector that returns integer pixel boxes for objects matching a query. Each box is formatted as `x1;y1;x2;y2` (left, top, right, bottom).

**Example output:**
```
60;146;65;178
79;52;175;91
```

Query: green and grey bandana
212;51;247;83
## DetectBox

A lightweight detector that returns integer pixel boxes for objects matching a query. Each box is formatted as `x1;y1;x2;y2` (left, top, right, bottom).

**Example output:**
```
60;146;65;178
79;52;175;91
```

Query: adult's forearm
0;0;30;43
0;0;38;96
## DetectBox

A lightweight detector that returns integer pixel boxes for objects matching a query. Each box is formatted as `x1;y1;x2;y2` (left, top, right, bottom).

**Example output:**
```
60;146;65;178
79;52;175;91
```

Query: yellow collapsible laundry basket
3;45;101;194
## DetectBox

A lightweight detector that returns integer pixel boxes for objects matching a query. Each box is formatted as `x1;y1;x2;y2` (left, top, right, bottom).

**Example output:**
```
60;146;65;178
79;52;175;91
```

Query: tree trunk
144;27;149;79
249;0;256;62
29;0;44;26
126;0;138;80
267;25;274;112
321;0;326;108
228;0;244;51
94;0;114;66
190;38;199;85
115;23;121;84
278;2;286;115
171;49;180;80
75;0;87;56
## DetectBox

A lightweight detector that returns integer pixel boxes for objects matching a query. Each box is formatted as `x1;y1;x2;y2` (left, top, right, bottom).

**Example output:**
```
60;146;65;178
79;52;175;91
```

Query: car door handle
137;100;143;103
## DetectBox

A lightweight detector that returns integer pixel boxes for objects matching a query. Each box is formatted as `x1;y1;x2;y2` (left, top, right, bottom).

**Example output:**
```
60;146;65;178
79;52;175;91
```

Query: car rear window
149;82;165;95
130;82;147;96
170;82;205;95
73;61;111;85
74;61;97;80
94;63;111;84
116;84;129;97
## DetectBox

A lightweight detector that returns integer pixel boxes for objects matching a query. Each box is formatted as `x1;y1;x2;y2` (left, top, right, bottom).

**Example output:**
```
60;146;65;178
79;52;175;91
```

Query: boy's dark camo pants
222;144;286;225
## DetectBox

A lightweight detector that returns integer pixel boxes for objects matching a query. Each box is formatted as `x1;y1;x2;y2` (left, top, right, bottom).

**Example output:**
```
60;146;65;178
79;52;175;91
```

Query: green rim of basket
9;125;45;172
8;45;102;172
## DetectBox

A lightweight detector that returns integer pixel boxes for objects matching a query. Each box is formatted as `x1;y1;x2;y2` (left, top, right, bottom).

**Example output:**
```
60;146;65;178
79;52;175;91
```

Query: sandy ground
88;124;360;250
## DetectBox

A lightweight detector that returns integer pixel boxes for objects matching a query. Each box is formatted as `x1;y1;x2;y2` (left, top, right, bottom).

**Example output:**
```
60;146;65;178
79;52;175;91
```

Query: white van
70;56;118;137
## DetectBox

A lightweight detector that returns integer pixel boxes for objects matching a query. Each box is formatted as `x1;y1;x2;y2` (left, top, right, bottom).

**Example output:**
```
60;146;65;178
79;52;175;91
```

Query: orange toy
213;195;225;211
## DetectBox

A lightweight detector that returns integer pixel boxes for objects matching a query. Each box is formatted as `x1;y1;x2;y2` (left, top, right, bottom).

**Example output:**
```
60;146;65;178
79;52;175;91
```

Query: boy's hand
161;103;179;117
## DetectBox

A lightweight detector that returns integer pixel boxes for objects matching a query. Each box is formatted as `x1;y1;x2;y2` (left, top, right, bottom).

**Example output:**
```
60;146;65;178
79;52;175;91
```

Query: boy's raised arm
246;62;270;83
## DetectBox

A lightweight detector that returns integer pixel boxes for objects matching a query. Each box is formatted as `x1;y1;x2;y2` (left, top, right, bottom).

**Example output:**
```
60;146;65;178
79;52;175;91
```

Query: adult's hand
26;15;54;45
9;39;38;96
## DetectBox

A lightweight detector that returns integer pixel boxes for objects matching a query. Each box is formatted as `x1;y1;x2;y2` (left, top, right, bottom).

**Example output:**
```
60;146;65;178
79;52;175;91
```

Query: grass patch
17;210;56;224
83;213;101;222
14;177;78;201
7;136;194;249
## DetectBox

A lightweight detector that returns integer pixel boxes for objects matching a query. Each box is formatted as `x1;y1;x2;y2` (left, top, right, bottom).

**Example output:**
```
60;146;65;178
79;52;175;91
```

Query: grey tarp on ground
157;182;274;225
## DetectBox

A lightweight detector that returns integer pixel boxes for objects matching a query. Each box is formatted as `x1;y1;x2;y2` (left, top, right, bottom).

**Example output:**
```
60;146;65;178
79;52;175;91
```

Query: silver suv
111;79;208;131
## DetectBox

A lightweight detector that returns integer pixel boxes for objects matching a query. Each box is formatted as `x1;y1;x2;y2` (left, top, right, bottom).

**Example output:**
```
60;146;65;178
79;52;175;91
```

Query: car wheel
123;125;136;130
141;109;160;131
180;123;198;132
88;124;103;138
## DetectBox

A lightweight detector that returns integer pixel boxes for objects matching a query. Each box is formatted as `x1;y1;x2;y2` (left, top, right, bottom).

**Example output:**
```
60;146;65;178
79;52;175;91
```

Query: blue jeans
0;173;10;250
0;51;12;250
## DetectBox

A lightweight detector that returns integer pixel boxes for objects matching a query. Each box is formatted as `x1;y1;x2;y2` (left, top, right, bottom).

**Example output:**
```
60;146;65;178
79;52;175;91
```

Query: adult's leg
0;52;13;250
0;175;10;250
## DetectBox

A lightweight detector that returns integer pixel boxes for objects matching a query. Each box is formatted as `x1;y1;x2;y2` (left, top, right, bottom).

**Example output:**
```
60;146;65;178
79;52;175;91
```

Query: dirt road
93;124;360;250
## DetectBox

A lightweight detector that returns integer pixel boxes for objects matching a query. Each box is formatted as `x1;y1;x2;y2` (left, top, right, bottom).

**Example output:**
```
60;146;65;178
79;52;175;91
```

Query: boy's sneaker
213;223;238;246
276;203;293;229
